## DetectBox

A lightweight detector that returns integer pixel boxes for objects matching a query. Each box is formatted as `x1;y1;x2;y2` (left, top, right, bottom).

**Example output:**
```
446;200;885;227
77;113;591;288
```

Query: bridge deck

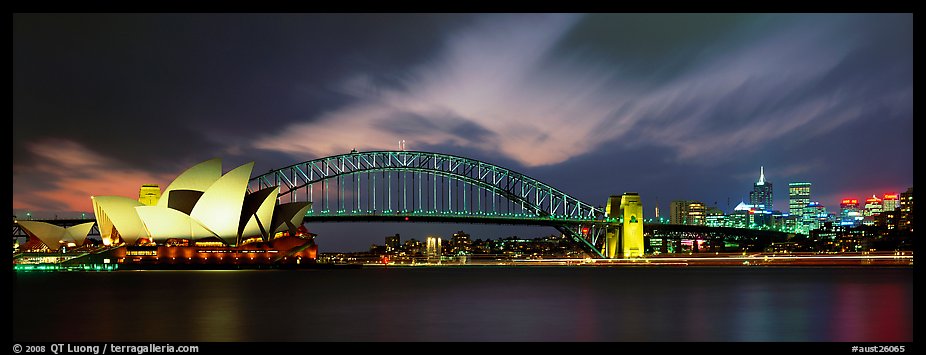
303;213;607;227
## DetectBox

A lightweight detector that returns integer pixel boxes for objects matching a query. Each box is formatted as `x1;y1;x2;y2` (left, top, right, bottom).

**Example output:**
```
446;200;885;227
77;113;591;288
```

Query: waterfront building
449;231;472;255
403;238;425;256
74;158;320;266
16;220;95;251
92;158;311;246
385;234;400;252
426;236;442;260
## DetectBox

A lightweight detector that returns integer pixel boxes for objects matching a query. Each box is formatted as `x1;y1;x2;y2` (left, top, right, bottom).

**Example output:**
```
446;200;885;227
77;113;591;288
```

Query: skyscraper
749;167;773;211
862;195;883;226
883;193;899;212
669;200;686;225
864;195;883;217
802;201;827;231
788;182;811;217
840;199;861;227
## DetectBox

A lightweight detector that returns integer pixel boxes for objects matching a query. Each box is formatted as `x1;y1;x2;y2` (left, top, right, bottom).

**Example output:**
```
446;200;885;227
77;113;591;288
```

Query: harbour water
12;266;912;342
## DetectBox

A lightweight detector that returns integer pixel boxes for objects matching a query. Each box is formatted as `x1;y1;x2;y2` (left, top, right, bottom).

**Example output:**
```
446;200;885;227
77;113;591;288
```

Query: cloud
255;14;909;172
13;140;173;213
254;14;620;166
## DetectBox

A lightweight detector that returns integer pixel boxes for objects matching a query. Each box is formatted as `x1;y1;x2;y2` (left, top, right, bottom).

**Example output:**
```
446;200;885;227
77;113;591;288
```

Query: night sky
13;14;912;251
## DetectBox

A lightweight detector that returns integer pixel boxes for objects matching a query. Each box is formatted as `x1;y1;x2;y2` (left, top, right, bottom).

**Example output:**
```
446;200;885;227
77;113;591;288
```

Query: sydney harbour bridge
15;150;796;259
247;150;793;258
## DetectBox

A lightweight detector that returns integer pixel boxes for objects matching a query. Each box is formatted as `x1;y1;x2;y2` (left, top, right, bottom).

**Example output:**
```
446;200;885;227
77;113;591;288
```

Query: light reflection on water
13;267;911;342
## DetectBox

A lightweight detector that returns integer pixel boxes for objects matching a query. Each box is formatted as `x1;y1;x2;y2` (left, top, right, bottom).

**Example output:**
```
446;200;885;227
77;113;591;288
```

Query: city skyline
13;14;912;251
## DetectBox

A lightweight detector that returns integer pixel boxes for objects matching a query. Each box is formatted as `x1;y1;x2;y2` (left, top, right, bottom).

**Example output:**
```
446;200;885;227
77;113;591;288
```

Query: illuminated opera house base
15;158;322;269
112;232;318;269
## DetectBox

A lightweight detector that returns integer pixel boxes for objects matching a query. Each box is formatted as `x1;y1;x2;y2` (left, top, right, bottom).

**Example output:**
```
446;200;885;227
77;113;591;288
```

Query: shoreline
13;251;913;271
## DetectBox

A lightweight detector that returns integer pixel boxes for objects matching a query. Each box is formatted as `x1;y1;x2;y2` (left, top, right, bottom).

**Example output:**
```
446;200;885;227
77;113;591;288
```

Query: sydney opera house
16;158;318;268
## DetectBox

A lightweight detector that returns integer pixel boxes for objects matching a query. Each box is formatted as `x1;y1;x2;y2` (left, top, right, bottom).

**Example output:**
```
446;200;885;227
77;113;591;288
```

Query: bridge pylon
603;193;644;258
604;196;620;258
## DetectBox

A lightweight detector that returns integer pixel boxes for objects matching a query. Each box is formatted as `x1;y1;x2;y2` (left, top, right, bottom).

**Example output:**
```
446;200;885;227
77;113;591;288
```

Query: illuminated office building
882;193;899;212
864;195;883;217
788;182;811;217
840;199;862;227
704;207;725;227
802;201;827;231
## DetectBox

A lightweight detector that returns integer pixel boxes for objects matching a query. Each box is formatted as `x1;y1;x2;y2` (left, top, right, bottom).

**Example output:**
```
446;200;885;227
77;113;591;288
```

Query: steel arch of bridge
249;151;609;257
